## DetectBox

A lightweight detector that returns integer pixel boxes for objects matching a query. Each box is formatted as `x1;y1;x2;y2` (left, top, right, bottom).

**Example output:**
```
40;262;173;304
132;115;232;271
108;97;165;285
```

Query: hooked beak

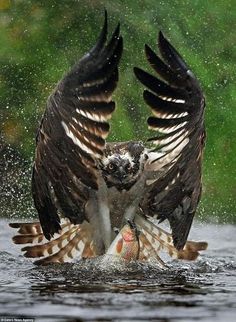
114;167;127;183
115;167;128;183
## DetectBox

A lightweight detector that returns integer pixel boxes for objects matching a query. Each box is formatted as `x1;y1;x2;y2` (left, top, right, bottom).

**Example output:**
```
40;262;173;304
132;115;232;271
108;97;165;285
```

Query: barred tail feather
22;226;79;258
10;219;74;245
9;221;45;245
9;220;95;265
139;232;166;268
34;231;90;266
135;214;207;261
9;221;42;237
12;233;45;245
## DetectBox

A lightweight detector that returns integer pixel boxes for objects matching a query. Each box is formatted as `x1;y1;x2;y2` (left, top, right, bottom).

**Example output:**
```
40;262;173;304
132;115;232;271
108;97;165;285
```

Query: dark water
0;219;236;322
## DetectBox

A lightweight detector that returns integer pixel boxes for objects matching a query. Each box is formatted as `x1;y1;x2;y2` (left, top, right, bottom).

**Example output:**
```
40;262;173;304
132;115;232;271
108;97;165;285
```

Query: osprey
10;12;207;265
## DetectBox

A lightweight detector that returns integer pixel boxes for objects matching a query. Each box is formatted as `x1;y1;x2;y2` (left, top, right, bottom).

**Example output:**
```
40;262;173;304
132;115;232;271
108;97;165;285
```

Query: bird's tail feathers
9;219;95;265
10;214;207;265
135;214;208;261
9;220;73;245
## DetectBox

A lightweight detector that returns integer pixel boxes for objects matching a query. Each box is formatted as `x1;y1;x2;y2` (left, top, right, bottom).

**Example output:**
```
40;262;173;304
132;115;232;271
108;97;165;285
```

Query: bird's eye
126;164;132;171
108;163;114;170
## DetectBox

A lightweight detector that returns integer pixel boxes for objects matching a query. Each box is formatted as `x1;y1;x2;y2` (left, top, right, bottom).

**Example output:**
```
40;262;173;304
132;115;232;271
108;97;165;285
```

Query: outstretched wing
33;12;123;240
134;32;205;250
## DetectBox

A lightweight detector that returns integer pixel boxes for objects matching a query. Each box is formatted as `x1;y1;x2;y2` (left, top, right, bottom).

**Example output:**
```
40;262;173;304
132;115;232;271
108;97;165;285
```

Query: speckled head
100;141;147;190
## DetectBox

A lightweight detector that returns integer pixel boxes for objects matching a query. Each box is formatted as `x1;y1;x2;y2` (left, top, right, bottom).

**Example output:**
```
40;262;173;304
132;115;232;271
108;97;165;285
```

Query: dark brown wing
32;12;123;240
134;31;205;250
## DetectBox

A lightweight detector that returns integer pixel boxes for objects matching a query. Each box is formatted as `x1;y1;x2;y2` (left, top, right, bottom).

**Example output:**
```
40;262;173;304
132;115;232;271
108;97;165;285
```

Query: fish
105;221;140;261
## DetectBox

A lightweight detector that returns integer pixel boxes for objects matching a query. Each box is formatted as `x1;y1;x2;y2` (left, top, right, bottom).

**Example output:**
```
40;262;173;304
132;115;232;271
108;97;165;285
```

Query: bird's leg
85;178;112;254
96;176;112;251
123;173;147;224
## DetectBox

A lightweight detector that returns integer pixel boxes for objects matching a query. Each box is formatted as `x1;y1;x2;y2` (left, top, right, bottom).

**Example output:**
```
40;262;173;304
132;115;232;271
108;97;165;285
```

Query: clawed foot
126;219;140;237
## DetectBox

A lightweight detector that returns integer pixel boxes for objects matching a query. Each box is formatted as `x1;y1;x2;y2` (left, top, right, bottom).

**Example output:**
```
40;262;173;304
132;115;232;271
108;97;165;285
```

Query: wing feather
134;31;205;250
33;12;123;240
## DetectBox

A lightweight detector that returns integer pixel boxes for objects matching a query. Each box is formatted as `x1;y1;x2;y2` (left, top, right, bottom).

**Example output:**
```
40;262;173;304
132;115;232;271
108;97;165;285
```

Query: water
0;219;236;322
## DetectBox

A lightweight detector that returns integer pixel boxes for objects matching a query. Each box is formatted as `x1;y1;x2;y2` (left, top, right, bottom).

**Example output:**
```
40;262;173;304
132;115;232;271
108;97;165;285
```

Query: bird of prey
10;12;207;265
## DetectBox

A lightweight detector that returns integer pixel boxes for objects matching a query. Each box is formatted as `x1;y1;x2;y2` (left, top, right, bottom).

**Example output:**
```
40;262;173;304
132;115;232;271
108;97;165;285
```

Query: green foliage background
0;0;235;221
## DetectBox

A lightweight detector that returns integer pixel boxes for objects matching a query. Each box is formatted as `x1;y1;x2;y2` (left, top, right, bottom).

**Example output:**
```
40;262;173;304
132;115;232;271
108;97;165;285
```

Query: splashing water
0;219;236;321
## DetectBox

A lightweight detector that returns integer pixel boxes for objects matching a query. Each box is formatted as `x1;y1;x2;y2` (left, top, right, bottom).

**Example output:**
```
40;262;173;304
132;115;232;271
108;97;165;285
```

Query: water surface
0;219;235;321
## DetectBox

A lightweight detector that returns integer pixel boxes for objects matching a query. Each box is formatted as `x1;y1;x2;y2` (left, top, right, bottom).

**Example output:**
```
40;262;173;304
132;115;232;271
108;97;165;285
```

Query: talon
127;219;136;229
126;219;140;238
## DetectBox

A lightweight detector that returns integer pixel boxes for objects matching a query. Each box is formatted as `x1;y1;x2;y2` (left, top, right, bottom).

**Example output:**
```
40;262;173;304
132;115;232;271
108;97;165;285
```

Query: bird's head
100;142;147;190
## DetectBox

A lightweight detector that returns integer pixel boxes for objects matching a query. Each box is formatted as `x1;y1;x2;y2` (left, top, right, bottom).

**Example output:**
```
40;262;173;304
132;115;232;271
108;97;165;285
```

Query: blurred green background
0;0;235;222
